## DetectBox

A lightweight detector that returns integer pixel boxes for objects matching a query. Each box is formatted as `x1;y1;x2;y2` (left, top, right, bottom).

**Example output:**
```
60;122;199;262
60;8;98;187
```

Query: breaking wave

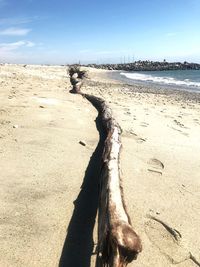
120;72;200;88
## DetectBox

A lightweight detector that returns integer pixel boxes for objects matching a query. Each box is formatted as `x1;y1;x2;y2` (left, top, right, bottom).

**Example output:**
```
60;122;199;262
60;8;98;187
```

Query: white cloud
0;40;37;63
0;41;35;52
0;41;25;51
0;27;31;36
26;41;35;47
0;16;39;26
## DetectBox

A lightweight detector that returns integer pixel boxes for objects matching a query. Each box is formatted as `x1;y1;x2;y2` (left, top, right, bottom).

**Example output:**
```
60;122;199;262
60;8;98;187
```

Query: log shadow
59;112;106;267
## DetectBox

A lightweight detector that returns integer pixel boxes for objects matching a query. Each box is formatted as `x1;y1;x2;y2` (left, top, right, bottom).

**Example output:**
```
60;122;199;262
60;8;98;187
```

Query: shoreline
106;69;200;95
84;68;200;103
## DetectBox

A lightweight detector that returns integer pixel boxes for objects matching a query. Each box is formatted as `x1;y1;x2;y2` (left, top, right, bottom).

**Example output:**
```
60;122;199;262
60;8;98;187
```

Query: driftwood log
68;67;142;266
68;66;87;93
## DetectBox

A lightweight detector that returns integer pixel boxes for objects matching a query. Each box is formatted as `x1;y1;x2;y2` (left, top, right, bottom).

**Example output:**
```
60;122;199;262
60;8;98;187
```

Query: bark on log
68;68;142;267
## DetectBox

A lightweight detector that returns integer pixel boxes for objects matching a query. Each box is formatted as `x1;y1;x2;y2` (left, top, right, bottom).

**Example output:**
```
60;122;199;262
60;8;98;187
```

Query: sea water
120;69;200;92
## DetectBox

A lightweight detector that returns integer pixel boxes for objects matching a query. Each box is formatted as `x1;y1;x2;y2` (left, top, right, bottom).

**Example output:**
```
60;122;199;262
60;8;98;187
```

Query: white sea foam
120;72;200;88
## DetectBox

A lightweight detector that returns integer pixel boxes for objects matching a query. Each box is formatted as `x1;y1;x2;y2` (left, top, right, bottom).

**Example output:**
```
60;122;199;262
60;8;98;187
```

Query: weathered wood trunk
68;66;86;93
85;95;142;267
68;67;142;267
69;74;83;93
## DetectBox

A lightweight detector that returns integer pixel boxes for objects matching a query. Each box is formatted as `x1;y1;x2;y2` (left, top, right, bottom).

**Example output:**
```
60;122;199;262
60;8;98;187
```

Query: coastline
0;65;200;267
105;69;200;95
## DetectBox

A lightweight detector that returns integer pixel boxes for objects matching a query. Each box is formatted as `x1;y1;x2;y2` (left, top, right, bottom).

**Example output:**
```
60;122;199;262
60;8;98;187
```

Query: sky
0;0;200;64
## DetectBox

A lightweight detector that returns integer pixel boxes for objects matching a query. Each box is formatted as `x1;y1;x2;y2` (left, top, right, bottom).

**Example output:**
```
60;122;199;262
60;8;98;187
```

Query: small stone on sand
79;140;86;146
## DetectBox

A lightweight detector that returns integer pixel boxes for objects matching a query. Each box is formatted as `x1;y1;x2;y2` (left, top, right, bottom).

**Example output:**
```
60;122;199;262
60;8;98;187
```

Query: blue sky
0;0;200;64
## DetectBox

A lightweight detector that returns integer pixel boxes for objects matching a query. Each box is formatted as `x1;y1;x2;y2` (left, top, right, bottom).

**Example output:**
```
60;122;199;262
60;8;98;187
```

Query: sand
0;64;200;267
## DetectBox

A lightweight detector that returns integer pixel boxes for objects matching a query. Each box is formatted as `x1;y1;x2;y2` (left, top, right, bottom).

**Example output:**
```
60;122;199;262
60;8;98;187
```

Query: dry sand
0;64;200;267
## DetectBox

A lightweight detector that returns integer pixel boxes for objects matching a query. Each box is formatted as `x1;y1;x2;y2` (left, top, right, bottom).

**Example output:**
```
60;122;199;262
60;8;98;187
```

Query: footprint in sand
165;115;174;119
145;216;190;264
137;137;146;143
0;134;6;139
171;126;189;137
174;119;188;129
0;109;9;116
129;131;147;143
123;108;131;115
123;130;147;144
10;89;17;95
0;119;11;126
8;95;15;99
193;118;200;125
140;122;149;127
147;158;164;175
133;116;137;121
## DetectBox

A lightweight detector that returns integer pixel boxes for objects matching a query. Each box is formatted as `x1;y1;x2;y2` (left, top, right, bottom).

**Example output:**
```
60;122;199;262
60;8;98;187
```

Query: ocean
117;69;200;93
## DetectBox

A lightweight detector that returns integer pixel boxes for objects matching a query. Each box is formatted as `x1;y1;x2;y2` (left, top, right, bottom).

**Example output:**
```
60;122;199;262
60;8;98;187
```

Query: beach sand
0;64;200;267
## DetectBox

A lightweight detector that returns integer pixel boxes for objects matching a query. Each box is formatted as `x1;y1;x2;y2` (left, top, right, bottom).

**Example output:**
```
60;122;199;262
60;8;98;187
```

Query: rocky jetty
85;61;200;71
